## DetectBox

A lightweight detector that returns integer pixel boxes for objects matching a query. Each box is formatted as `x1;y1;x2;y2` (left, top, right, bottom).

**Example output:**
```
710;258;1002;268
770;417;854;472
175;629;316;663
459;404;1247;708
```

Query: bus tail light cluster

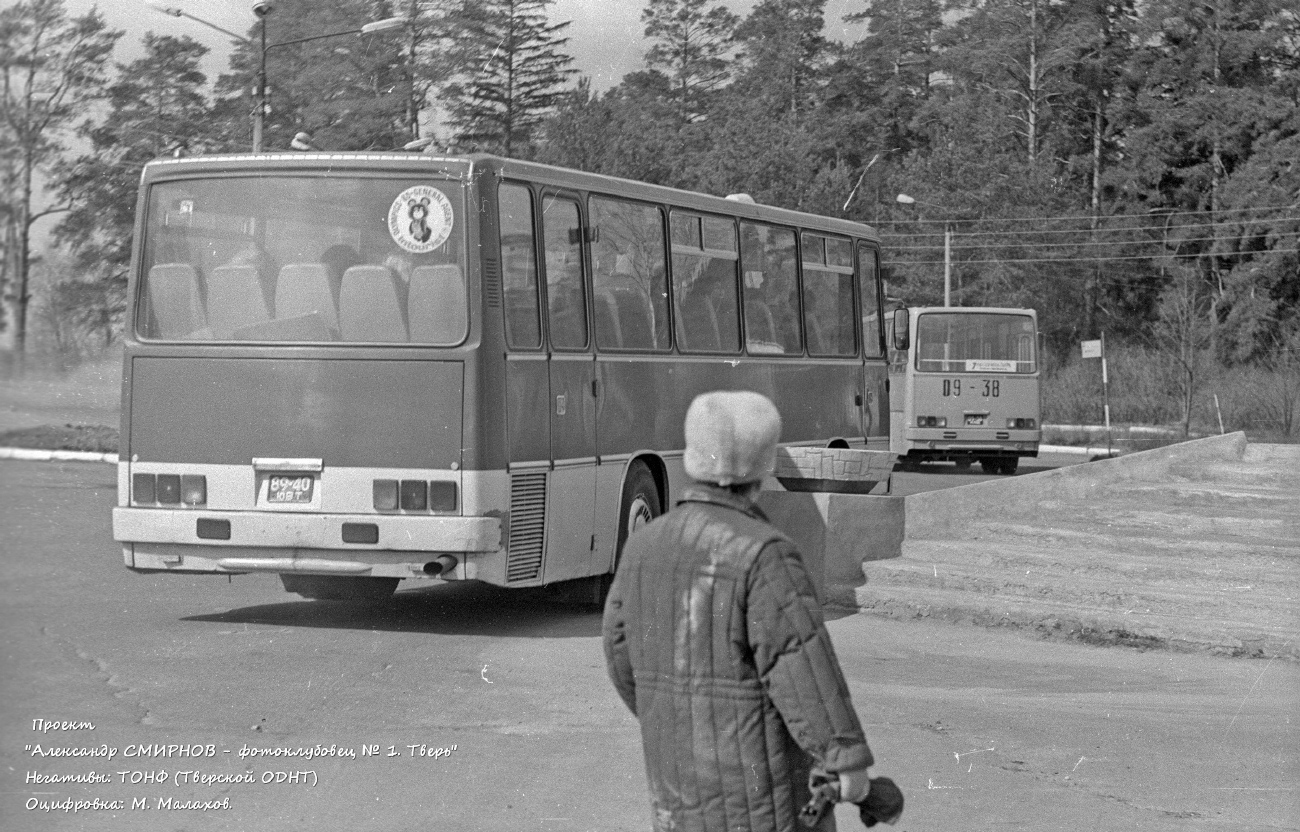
133;473;206;506
372;480;457;512
1007;418;1037;429
917;416;947;427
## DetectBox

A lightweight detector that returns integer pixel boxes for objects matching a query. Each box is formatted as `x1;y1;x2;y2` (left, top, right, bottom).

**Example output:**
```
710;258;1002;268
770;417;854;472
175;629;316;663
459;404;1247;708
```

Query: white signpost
1080;335;1112;457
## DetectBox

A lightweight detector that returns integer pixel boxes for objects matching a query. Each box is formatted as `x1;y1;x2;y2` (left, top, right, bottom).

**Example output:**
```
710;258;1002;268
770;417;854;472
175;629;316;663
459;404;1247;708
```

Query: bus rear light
1007;418;1037;429
400;480;428;511
373;479;457;512
132;473;156;504
373;480;399;511
156;474;182;504
429;481;457;512
132;472;204;505
181;475;207;505
917;416;947;428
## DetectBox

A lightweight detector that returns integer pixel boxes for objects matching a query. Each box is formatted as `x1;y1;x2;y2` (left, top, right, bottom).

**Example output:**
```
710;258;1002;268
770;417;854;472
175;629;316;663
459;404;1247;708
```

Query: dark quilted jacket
602;484;873;832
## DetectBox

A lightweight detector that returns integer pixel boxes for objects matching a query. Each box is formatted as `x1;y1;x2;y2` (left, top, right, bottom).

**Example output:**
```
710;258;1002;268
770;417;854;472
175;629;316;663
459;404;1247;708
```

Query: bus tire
614;461;661;573
280;574;399;602
1000;457;1019;475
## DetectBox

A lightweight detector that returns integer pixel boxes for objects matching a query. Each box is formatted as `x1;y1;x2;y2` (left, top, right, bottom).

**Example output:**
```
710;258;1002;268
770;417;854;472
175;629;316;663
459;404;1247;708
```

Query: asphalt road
2;460;1295;831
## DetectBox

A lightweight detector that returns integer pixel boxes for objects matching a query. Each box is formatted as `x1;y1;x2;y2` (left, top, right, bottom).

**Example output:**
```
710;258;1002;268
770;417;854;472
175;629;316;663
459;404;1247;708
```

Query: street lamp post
896;193;954;307
146;2;406;152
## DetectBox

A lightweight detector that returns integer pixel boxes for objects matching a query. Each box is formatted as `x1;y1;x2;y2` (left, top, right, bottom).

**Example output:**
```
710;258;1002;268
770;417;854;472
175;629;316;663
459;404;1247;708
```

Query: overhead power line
882;246;1300;267
876;203;1300;226
883;216;1300;241
887;231;1299;252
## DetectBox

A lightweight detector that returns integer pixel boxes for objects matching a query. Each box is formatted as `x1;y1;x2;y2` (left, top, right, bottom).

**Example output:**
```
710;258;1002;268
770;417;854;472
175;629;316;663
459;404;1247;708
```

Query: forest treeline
2;0;1297;430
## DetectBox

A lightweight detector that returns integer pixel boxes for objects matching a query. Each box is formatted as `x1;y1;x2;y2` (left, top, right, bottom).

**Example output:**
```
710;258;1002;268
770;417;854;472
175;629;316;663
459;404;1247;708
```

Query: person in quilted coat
603;391;887;832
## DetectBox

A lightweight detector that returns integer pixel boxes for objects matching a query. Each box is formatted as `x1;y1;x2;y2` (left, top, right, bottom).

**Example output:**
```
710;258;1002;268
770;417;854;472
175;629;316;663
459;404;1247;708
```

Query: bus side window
499;184;541;350
542;196;588;350
857;243;883;358
589;197;669;351
801;234;856;357
740;222;800;354
671;212;740;354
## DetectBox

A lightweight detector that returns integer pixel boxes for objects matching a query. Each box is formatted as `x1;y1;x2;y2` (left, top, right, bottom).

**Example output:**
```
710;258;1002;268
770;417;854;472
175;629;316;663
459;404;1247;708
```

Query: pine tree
443;0;576;157
641;0;740;125
214;0;410;152
1115;0;1299;361
732;0;830;117
49;33;214;344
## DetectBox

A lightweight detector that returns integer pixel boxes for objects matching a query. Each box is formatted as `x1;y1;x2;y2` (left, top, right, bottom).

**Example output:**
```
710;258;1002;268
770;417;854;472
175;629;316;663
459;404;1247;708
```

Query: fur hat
683;391;782;486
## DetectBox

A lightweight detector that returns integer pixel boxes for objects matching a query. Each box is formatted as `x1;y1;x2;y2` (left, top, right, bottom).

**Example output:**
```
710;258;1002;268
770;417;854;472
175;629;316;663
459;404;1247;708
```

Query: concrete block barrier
759;491;904;608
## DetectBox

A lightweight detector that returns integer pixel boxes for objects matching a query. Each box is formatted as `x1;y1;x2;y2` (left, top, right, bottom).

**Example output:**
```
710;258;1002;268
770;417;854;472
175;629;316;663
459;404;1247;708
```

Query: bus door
857;242;888;449
539;191;598;582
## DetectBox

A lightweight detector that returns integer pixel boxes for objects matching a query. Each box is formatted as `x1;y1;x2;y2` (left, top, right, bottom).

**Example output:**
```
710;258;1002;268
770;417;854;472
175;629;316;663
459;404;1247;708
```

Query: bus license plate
267;475;315;503
964;415;986;426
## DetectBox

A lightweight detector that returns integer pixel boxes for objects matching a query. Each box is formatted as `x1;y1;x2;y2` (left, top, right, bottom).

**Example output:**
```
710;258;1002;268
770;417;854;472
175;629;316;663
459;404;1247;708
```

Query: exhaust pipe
422;555;459;577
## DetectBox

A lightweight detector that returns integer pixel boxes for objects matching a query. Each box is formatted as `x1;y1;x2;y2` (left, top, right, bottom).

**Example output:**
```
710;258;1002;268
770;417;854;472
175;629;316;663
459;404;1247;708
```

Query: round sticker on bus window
388;186;454;253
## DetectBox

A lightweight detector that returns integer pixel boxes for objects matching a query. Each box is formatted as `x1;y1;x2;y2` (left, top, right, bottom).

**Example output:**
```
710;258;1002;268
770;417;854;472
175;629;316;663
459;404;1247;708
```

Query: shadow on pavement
183;580;604;639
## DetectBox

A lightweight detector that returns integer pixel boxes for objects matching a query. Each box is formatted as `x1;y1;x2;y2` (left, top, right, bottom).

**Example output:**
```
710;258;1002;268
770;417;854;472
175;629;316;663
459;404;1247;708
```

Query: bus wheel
615;462;661;570
978;458;1000;474
280;574;399;602
1000;458;1019;475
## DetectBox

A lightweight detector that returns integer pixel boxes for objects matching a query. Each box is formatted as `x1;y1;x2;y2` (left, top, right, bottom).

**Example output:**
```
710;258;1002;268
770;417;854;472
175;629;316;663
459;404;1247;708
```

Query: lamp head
895;193;916;205
252;1;272;18
144;2;183;17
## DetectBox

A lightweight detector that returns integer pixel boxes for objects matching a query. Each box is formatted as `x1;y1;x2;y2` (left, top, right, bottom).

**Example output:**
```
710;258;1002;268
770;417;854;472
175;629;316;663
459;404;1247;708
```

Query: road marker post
1080;335;1112;457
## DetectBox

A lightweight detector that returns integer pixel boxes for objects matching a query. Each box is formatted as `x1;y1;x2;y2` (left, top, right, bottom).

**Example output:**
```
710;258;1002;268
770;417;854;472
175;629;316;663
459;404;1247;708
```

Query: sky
64;0;869;92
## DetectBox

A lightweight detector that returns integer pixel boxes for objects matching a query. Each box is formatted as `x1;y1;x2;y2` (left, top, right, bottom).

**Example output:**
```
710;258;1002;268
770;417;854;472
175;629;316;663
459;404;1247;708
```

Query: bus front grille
506;472;547;582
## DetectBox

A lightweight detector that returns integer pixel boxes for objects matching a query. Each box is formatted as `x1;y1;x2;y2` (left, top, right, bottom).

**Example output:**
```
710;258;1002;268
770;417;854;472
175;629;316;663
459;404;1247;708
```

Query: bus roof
141;152;879;242
907;307;1037;317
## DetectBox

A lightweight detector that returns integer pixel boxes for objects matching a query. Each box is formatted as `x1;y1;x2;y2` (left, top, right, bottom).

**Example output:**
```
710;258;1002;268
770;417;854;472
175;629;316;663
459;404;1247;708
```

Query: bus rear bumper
899;429;1040;459
113;507;502;556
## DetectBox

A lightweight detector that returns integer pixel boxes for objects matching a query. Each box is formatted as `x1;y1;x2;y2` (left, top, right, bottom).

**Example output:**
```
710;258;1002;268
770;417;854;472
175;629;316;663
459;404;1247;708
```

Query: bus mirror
892;309;910;351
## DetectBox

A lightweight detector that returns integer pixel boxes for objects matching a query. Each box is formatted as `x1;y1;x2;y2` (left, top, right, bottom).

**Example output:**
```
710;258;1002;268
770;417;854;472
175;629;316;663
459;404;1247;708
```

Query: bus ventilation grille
506;471;547;582
483;255;502;308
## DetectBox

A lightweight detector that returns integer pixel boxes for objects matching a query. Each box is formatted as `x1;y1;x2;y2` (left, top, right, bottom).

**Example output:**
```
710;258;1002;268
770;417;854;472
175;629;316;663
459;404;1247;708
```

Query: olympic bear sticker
388;186;454;253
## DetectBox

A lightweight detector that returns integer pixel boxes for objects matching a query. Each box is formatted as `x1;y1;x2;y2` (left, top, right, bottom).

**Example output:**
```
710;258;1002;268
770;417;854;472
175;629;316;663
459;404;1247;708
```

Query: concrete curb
1037;443;1123;456
0;447;118;464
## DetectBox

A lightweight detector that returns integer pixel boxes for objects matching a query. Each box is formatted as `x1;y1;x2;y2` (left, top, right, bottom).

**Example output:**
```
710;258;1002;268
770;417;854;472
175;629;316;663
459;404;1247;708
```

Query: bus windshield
138;176;468;345
914;312;1036;373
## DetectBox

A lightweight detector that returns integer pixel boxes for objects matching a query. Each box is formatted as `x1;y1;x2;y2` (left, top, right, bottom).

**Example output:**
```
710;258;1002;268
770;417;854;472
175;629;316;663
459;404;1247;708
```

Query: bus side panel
596;357;863;458
505;355;550;462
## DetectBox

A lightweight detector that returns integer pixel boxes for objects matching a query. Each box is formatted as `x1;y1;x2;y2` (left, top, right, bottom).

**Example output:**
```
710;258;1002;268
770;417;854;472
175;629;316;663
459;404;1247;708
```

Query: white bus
888;306;1040;474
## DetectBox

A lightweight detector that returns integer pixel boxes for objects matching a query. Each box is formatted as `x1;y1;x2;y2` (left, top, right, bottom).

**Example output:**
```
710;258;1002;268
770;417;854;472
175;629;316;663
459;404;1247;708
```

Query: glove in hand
858;776;904;827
